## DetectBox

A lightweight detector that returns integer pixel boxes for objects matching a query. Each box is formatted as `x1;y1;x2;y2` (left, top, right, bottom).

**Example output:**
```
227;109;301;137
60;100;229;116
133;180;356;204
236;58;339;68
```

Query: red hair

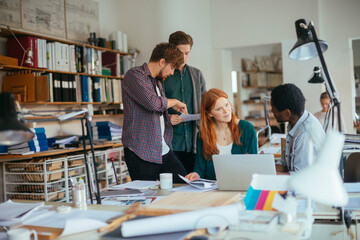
199;88;241;160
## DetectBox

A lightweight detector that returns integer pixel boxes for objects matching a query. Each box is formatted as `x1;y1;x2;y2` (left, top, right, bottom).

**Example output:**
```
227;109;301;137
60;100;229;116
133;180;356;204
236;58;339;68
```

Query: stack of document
0;200;45;227
111;180;160;190
174;175;218;192
0;200;44;221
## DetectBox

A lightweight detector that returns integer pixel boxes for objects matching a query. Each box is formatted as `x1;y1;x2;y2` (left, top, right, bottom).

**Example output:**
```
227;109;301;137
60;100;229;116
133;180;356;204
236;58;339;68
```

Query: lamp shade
289;131;348;206
308;67;325;84
289;19;328;60
0;92;35;145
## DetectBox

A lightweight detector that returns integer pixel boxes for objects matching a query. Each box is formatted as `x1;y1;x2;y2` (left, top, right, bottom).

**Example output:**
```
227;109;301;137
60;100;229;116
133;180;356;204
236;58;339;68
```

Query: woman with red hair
185;88;257;181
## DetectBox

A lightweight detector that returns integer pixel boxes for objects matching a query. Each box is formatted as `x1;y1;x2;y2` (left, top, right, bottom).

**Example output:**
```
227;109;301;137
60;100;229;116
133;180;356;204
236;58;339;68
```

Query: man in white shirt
270;84;326;175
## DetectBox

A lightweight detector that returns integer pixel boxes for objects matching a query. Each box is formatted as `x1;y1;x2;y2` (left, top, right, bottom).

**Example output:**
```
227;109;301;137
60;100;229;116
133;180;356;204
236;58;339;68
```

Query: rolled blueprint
120;204;239;237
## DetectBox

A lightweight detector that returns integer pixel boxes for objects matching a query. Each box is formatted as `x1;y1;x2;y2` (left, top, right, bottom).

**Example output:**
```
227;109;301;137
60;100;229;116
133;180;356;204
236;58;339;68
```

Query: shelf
20;101;122;105
0;27;135;56
0;64;123;79
243;70;282;74
0;143;123;161
92;114;123;118
24;113;123;121
245;116;276;121
242;86;275;89
243;100;262;104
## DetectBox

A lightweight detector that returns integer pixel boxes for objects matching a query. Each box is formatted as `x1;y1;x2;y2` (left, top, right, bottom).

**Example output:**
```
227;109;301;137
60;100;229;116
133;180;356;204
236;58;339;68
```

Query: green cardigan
193;120;258;180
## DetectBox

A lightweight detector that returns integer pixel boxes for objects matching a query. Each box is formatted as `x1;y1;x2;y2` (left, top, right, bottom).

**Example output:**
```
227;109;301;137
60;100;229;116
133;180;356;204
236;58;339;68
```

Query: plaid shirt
122;63;173;164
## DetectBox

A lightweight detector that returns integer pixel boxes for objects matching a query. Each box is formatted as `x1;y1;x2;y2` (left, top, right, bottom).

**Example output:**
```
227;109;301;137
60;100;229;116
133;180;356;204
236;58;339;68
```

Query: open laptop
213;154;276;191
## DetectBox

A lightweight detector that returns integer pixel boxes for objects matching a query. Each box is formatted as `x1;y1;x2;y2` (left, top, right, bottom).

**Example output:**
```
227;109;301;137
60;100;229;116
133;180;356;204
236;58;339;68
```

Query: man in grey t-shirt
270;84;326;175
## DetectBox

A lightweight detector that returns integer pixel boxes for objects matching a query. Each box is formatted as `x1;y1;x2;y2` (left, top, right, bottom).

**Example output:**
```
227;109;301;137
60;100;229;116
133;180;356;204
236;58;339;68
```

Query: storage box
0;55;18;66
25;171;63;182
244;174;290;211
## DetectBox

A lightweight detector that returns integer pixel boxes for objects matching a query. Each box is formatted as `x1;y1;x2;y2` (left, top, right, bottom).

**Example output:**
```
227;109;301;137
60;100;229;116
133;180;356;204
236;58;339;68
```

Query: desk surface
7;189;310;240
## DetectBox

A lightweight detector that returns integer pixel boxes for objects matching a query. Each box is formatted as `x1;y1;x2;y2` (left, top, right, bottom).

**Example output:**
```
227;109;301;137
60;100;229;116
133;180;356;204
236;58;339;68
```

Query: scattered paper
61;218;107;236
111;180;160;190
178;175;218;190
100;189;144;198
270;133;286;144
24;209;121;229
259;147;281;154
179;113;200;122
0;200;44;221
172;185;215;192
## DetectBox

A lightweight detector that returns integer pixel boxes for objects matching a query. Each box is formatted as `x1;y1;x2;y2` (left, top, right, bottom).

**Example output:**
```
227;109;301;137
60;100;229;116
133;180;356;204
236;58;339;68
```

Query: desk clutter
0;177;308;240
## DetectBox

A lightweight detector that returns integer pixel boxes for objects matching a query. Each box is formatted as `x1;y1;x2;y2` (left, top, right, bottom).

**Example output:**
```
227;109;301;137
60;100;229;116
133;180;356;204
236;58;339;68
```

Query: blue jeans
124;148;187;183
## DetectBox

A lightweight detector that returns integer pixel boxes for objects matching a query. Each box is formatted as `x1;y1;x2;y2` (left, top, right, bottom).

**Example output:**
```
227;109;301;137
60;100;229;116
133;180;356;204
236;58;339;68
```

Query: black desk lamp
0;92;35;145
289;19;342;133
58;108;101;204
308;67;325;84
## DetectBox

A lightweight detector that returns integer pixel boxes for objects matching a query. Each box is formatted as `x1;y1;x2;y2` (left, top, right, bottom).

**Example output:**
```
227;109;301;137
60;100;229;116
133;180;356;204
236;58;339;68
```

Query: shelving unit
3;157;67;202
0;27;135;120
2;146;127;202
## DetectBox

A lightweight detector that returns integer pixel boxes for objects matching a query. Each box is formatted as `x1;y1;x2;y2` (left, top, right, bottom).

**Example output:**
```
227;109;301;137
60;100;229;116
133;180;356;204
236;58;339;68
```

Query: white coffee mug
7;228;38;240
160;173;173;189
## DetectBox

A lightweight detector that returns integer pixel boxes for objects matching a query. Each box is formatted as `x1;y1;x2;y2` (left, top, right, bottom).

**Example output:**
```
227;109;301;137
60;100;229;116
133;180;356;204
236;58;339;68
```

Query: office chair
343;152;360;182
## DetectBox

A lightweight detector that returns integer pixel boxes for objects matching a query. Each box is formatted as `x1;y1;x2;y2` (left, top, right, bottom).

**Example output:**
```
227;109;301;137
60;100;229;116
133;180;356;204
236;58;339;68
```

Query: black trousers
124;148;187;183
173;151;196;174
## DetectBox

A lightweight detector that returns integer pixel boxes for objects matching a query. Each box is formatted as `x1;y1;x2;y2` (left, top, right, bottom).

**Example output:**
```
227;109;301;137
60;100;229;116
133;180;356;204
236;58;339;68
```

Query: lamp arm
7;26;26;52
308;22;342;132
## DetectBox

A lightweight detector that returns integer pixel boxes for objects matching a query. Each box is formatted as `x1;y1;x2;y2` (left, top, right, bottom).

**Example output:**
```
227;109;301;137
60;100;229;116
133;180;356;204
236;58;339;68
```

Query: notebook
213;154;276;191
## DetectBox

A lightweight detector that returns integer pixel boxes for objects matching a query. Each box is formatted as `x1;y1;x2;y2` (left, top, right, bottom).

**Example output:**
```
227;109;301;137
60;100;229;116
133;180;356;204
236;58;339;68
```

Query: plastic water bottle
72;177;87;210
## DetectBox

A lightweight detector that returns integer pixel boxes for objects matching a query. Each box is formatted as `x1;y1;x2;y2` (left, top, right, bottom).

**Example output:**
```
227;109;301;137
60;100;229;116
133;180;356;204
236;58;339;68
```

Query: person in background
271;84;326;175
185;88;257;181
122;42;187;183
314;91;346;133
164;31;207;174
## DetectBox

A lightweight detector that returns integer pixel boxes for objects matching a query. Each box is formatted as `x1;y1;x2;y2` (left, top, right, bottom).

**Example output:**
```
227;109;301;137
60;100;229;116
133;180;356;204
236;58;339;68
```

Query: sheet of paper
270;133;286;144
0;200;44;221
179;113;200;122
172;185;214;192
111;180;160;190
24;209;121;229
121;204;239;237
100;189;144;197
60;218;107;236
259;147;281;154
178;175;218;190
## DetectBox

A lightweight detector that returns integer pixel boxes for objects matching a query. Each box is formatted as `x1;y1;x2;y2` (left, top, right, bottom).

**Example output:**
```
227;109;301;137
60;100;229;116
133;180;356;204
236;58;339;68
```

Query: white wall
318;0;360;133
210;0;322;116
101;0;214;88
209;0;360;133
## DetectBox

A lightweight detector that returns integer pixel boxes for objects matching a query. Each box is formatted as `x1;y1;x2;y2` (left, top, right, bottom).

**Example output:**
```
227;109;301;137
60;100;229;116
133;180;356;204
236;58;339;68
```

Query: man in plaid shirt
122;43;188;183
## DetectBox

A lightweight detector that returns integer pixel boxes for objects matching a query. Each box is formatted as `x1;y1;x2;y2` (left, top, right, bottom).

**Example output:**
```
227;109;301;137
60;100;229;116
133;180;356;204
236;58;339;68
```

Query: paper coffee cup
160;173;173;189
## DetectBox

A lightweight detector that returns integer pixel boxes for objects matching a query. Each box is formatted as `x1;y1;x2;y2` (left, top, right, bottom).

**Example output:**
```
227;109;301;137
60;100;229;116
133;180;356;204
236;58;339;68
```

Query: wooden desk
11;189;307;240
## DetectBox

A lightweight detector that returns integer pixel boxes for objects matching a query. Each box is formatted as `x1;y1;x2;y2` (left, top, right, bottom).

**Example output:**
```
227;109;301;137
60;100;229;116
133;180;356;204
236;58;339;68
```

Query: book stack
7;128;48;154
90;121;122;141
0;145;8;154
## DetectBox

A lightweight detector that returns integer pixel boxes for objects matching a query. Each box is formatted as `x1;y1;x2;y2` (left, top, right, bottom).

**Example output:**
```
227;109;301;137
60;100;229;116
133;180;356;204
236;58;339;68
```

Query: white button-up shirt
277;110;326;175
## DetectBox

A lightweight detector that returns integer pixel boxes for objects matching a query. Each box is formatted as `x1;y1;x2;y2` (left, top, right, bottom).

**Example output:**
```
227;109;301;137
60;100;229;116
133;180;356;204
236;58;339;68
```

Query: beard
155;69;166;81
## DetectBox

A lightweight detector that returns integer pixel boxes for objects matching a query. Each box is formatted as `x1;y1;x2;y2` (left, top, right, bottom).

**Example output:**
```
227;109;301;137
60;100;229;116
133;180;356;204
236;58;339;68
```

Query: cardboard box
0;55;18;66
